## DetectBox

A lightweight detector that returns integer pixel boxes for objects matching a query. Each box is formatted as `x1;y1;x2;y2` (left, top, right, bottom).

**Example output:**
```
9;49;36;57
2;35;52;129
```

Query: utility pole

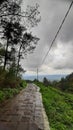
37;68;38;81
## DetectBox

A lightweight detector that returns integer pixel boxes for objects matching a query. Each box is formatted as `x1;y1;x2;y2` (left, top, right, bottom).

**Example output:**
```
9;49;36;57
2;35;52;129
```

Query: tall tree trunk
3;39;9;70
16;43;22;76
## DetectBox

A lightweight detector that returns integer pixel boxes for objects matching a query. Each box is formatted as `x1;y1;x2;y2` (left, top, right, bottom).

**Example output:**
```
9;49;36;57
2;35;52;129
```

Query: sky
21;0;73;76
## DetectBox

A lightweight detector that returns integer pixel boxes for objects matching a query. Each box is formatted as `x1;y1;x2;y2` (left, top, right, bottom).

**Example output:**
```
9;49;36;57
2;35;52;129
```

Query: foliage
53;72;73;93
20;80;27;88
0;0;40;88
0;0;40;73
43;77;52;87
34;81;73;130
0;80;27;102
0;0;6;5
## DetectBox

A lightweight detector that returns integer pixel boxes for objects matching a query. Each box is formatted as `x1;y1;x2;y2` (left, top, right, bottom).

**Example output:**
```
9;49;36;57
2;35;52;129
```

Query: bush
0;90;5;101
20;80;27;88
0;80;27;102
0;69;7;87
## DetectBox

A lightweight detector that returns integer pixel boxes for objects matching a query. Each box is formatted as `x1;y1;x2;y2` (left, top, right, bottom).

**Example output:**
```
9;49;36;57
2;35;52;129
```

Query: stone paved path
0;84;50;130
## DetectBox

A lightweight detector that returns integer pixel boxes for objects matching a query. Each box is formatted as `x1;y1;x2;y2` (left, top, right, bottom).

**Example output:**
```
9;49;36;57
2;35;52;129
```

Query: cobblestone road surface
0;84;50;130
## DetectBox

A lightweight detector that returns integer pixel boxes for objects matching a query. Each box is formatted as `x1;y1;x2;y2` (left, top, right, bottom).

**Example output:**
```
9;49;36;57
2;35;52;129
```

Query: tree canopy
0;0;40;88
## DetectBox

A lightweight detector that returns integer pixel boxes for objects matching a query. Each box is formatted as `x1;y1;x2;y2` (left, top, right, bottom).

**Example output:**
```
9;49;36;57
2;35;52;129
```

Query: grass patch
35;82;73;130
0;80;27;102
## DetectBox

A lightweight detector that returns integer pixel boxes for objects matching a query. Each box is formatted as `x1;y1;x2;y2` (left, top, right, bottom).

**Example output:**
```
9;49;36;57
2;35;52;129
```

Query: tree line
42;73;73;93
0;0;40;88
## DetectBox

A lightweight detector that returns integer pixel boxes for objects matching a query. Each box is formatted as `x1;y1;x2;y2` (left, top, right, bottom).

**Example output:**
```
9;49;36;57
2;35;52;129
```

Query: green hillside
56;73;73;92
35;82;73;130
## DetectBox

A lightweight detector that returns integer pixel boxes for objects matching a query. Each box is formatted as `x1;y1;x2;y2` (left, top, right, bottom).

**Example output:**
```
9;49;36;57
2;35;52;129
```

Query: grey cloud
54;64;73;70
53;60;73;69
46;1;73;43
46;42;73;70
21;0;73;74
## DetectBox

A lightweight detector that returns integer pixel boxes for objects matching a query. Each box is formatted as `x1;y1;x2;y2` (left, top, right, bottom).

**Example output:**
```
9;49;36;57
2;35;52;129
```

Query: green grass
0;80;27;102
35;82;73;130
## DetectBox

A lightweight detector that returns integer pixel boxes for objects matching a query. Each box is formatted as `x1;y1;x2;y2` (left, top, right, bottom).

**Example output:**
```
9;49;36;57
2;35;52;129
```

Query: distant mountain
23;74;67;81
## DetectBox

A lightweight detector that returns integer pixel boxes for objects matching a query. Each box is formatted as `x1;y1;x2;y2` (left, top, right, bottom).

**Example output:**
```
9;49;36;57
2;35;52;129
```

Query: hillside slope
35;82;73;130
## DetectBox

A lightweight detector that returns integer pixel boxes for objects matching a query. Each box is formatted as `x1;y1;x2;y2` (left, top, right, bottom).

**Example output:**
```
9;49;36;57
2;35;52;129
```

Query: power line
40;0;73;67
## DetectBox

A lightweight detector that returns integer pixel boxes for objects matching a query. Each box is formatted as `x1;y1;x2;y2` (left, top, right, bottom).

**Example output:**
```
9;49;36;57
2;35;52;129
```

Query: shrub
0;90;5;101
20;80;27;88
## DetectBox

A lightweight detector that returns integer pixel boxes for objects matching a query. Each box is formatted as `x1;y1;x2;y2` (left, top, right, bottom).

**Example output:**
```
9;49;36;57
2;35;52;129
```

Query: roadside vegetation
34;81;73;130
43;72;73;93
0;0;40;103
0;80;27;102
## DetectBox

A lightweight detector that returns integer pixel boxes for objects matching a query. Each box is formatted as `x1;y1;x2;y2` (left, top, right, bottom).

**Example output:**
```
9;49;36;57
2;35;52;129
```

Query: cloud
45;41;73;69
21;0;73;75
